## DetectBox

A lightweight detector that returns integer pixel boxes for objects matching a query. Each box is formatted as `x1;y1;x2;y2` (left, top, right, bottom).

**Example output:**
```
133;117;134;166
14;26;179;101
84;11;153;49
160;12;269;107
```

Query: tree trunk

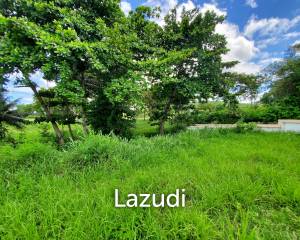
67;124;75;140
159;88;176;135
159;102;170;135
51;122;65;145
80;106;89;136
159;119;165;135
78;71;90;136
28;81;65;145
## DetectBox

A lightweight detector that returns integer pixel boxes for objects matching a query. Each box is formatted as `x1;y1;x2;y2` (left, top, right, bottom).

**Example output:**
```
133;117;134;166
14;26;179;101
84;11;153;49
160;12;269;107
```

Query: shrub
240;105;268;123
88;90;135;138
235;121;257;133
188;103;300;125
187;103;241;124
169;110;193;130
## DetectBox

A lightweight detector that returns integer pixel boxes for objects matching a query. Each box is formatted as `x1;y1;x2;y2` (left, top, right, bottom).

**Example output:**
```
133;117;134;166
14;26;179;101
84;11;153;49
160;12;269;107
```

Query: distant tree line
260;45;300;119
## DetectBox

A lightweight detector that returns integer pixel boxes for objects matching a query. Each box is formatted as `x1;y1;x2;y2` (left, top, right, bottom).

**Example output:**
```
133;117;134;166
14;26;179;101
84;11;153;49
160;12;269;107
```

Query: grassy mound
0;129;300;239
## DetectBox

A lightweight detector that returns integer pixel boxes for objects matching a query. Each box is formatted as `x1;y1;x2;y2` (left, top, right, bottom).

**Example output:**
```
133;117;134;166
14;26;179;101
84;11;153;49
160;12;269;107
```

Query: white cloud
146;0;177;16
199;4;261;74
29;71;56;89
178;0;195;12
293;40;300;46
256;37;278;49
120;1;132;16
144;0;226;26
144;0;177;26
258;57;282;66
284;31;300;39
256;32;300;49
293;40;300;55
5;85;34;104
243;15;300;50
245;0;257;8
199;3;227;16
177;0;196;18
214;18;260;74
216;22;258;63
244;15;300;39
232;62;261;74
257;32;300;49
21;96;35;104
143;1;260;74
5;70;56;104
6;86;32;94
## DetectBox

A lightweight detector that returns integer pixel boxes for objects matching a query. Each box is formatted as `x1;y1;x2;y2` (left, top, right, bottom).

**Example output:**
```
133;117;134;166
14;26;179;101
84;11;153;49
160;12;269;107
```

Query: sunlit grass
0;124;300;239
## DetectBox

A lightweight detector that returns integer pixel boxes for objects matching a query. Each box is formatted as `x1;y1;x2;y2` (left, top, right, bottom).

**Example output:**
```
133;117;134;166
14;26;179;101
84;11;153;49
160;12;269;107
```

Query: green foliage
0;128;300;239
235;121;257;133
189;103;240;124
0;0;138;141
261;54;300;119
224;73;261;105
140;7;230;133
0;1;261;140
187;103;300;125
33;86;80;128
0;122;5;138
0;98;26;128
240;104;300;123
134;8;260;134
239;104;268;122
260;104;300;122
39;122;55;143
0;79;25;138
16;103;37;117
88;90;136;138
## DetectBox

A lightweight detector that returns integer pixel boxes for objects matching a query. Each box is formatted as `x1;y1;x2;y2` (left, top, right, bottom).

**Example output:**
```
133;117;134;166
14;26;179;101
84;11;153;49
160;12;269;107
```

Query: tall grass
0;127;300;239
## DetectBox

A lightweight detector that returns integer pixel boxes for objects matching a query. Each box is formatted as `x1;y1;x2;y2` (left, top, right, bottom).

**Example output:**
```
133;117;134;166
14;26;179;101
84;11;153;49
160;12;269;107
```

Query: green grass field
0;123;300;239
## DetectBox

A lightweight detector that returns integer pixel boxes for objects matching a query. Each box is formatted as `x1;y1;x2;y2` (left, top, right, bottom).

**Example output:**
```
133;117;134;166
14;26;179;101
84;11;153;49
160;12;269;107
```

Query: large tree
140;8;232;134
261;51;300;118
0;0;137;143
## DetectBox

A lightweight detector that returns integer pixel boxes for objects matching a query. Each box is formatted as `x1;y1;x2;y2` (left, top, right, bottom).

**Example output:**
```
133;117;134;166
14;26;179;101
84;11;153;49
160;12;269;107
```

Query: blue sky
6;0;300;104
121;0;300;73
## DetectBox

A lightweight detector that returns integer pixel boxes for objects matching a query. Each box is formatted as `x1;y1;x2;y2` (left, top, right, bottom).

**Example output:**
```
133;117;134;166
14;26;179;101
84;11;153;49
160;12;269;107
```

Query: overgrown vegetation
0;0;262;142
181;102;300;126
0;1;300;239
0;125;299;239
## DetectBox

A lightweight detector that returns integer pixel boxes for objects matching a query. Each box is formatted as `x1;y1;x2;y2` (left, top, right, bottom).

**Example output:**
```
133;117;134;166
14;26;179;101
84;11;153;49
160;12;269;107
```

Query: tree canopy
0;1;261;142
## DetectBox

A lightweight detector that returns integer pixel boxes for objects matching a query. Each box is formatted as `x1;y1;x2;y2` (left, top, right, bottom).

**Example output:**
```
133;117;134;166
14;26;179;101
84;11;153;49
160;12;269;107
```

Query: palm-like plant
0;97;25;125
0;89;26;138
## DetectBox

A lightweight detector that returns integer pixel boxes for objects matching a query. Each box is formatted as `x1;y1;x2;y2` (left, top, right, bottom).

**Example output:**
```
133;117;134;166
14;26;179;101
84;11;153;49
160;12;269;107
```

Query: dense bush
88;90;136;138
186;103;240;124
183;103;300;125
239;105;268;122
